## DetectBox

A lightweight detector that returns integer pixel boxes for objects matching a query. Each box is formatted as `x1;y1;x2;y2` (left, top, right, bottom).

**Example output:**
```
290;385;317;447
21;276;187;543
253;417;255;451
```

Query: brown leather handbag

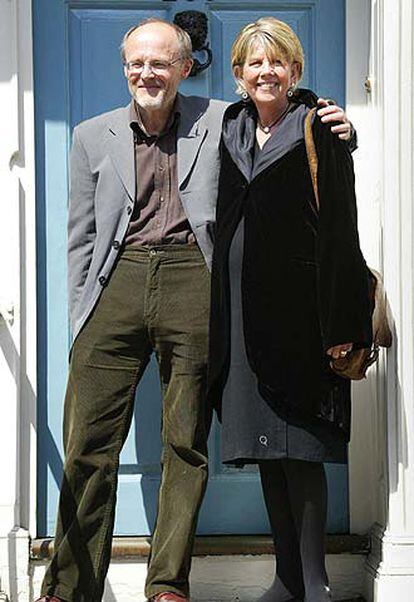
304;108;392;380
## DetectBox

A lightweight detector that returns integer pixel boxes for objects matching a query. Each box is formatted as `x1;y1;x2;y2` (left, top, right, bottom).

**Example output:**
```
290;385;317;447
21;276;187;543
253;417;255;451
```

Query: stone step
31;536;369;601
31;555;368;601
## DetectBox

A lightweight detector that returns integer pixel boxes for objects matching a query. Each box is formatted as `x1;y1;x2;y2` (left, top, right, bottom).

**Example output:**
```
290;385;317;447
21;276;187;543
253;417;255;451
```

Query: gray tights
258;459;331;602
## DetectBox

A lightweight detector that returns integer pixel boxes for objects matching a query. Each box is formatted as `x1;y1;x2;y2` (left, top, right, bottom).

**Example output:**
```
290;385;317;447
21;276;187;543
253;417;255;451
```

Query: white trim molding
364;0;414;599
346;0;387;535
367;524;414;600
0;0;37;599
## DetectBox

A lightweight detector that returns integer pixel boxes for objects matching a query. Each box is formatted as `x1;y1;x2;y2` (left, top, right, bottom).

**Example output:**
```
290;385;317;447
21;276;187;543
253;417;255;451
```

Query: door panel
34;0;347;537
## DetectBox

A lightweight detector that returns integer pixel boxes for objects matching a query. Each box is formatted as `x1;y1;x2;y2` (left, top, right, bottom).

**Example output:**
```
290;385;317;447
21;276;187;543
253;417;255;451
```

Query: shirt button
158;165;164;172
259;435;268;447
149;249;157;257
112;240;120;250
160;196;164;202
98;275;107;286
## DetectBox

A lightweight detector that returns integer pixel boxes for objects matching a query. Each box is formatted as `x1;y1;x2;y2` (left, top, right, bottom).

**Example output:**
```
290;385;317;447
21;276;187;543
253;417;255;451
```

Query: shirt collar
129;98;180;140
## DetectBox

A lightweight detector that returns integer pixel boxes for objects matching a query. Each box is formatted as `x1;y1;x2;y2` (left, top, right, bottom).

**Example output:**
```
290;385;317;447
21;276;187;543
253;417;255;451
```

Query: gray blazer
68;93;228;343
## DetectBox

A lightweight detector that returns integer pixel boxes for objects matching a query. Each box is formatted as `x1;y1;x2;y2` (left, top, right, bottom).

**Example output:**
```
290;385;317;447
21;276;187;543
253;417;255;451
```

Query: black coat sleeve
313;117;372;351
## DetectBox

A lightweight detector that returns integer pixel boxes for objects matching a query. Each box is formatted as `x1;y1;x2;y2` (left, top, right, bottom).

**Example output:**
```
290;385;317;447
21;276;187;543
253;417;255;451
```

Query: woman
208;18;372;602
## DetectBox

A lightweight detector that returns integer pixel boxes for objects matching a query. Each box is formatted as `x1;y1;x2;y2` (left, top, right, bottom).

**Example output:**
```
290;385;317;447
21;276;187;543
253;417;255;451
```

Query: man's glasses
124;58;182;75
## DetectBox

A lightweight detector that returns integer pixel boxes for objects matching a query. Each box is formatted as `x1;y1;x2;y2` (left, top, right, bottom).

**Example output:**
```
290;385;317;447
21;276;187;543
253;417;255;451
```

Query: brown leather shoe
151;593;189;602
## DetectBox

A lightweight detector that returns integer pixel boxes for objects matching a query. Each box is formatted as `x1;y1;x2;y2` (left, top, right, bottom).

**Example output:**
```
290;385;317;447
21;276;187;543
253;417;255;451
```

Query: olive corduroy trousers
41;245;212;601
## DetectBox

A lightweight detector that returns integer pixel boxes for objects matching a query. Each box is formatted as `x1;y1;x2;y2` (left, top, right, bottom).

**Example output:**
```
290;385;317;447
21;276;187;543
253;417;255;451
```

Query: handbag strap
304;107;320;211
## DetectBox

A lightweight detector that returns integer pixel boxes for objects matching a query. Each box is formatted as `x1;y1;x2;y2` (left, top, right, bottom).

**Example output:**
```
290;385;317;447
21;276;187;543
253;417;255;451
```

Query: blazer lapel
176;95;207;189
106;105;135;201
105;97;207;196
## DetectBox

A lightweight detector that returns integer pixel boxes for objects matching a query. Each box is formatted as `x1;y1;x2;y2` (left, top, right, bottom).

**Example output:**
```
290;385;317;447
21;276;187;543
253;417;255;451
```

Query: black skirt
221;218;347;465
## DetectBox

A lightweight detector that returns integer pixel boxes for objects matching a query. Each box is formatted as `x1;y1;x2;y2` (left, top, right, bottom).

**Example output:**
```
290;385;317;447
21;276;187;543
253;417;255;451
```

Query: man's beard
129;83;167;110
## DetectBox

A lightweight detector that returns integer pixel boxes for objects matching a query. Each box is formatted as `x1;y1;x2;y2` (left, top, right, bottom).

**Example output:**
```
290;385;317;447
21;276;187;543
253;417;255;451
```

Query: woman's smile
256;81;278;89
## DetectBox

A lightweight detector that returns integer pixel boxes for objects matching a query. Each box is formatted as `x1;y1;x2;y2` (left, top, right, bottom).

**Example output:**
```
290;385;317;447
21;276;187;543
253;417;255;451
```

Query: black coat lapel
222;102;256;182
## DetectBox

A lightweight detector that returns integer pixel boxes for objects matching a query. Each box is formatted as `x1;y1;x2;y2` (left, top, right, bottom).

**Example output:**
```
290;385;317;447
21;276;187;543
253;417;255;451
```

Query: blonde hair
120;18;193;62
231;17;305;95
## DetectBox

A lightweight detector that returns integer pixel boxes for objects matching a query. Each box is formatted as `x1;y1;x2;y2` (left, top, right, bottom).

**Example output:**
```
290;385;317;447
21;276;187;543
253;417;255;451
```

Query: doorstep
30;535;369;602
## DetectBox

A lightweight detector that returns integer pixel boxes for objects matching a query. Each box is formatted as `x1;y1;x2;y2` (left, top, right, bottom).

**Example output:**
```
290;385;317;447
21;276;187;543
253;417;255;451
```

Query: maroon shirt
125;101;195;247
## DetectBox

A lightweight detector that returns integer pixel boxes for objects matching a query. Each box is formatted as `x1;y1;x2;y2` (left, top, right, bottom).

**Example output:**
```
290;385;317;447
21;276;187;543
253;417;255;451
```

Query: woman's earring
241;91;249;100
287;85;296;99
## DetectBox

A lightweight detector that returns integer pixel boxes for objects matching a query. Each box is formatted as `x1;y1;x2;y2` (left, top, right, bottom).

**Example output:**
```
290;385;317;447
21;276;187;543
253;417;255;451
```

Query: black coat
208;92;373;440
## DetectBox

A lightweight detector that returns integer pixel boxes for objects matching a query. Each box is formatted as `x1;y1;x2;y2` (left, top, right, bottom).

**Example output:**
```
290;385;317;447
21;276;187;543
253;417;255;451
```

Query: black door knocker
173;11;213;77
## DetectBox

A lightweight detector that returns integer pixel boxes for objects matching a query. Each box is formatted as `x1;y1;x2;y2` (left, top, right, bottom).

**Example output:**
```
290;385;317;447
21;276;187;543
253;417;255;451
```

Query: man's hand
317;98;353;141
326;343;353;360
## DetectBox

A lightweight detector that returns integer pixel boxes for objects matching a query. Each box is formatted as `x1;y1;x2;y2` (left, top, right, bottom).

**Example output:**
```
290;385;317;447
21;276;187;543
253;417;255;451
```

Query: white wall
346;0;388;535
363;0;414;599
0;0;37;599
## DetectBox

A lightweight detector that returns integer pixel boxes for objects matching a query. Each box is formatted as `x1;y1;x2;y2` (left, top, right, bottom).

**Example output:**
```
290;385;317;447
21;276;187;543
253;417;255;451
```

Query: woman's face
238;43;299;110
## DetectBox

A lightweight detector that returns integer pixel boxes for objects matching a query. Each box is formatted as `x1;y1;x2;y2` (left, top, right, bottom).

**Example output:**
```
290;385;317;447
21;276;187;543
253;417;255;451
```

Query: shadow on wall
0;324;120;602
0;170;37;598
364;294;406;585
0;1;14;85
0;320;27;602
0;0;33;174
385;327;407;493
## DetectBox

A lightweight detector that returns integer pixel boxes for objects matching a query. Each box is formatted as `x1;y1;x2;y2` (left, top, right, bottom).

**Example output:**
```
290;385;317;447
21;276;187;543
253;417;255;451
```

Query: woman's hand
326;343;353;360
317;98;353;141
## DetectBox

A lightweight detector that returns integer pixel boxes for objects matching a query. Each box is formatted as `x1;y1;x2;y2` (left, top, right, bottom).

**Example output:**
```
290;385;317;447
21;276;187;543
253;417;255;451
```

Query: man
36;18;353;602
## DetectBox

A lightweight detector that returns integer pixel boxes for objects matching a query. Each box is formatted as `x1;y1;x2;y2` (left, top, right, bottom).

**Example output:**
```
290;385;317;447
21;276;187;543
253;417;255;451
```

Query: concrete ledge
31;554;368;601
31;534;370;560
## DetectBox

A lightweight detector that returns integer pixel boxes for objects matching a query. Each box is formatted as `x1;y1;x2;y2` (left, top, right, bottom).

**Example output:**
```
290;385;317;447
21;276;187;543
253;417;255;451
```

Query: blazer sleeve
67;126;97;328
313;117;372;351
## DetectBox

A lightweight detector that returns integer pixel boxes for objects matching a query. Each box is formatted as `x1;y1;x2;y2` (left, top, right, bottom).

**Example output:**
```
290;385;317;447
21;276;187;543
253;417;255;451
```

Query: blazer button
127;205;132;215
98;275;107;286
112;240;120;250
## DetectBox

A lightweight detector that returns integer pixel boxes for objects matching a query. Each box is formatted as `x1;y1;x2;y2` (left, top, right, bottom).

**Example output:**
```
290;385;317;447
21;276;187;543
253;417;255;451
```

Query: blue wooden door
34;0;347;537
